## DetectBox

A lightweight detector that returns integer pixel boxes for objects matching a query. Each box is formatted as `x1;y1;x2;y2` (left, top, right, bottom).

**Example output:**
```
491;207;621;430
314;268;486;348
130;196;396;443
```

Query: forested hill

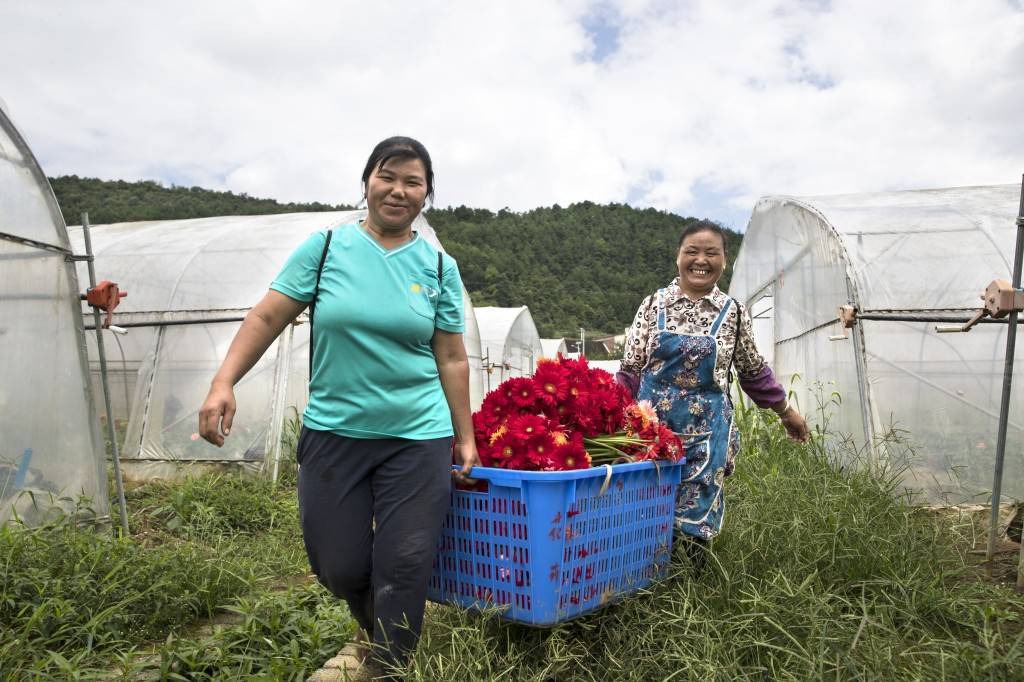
48;175;741;338
50;175;352;224
428;205;741;337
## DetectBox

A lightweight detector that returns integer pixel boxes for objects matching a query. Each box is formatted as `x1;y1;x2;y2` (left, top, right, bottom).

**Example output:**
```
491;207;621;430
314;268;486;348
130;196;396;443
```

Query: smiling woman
198;136;478;677
617;219;809;555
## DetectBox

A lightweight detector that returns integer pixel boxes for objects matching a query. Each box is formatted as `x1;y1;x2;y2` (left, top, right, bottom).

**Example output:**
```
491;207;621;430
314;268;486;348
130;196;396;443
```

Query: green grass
0;463;350;680
2;408;1023;680
401;406;1024;681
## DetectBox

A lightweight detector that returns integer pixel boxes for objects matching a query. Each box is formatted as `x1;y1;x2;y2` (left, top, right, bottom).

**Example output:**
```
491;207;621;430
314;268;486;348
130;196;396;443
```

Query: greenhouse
540;337;567;358
474;306;544;391
0;108;108;524
729;184;1024;504
67;212;484;480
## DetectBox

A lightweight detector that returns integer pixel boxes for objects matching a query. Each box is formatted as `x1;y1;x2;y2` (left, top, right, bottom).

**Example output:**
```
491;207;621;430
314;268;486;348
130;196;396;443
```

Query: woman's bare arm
431;329;479;481
199;290;309;446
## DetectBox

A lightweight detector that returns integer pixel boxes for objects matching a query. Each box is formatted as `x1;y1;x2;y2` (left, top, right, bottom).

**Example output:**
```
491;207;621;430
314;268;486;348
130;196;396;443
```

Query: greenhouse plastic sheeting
0;108;107;524
68;211;484;469
475;306;544;392
730;185;1023;503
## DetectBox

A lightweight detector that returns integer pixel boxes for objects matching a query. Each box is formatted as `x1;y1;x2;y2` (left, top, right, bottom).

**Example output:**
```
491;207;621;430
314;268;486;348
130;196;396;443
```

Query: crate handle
598;464;613;496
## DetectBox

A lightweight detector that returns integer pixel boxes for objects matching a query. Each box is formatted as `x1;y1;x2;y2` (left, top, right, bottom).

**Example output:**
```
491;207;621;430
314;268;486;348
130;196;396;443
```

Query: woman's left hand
779;407;811;443
452;439;480;484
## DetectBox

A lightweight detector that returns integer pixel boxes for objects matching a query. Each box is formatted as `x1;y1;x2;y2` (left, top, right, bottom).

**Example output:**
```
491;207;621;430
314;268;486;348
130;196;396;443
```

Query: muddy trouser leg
370;436;452;670
296;427;452;671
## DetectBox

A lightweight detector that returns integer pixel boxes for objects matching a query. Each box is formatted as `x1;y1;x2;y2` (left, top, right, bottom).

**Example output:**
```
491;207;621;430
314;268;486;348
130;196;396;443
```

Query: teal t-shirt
270;223;464;440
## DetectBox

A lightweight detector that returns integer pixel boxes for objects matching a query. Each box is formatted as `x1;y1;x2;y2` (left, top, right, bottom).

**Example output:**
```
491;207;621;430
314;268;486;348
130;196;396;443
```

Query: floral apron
637;289;739;540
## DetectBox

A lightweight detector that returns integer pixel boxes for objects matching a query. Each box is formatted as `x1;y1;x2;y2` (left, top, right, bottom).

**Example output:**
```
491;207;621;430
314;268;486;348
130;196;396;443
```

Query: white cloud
1;0;1021;229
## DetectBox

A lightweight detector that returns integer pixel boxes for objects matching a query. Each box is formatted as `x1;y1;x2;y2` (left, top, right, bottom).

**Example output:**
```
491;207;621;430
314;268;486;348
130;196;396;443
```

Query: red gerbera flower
550;432;590;471
532;359;571;407
507;413;549;442
490;426;527;467
502;377;539;410
479;389;513;429
524;431;558;470
560;354;591;382
472;410;492;444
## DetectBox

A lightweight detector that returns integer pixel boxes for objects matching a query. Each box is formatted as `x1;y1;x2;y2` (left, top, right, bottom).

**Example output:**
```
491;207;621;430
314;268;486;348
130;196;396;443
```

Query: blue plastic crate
427;460;684;626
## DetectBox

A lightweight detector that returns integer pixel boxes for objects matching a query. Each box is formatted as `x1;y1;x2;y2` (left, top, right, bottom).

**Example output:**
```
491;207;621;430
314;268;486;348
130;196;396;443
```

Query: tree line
48;176;741;339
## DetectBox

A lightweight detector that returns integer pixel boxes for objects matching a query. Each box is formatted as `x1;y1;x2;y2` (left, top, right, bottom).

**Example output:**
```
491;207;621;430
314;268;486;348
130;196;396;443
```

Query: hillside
48;176;741;338
50;175;352;224
428;204;742;337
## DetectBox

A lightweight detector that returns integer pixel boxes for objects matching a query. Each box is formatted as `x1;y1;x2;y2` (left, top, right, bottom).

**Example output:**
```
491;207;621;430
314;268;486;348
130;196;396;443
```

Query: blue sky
1;0;1021;232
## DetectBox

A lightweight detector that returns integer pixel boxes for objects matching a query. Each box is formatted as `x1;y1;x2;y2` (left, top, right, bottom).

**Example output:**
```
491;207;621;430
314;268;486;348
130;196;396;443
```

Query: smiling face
364;156;428;236
676;229;726;299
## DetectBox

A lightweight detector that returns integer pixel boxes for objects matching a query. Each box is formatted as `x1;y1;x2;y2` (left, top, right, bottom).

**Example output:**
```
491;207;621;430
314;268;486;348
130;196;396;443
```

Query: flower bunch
473;356;684;471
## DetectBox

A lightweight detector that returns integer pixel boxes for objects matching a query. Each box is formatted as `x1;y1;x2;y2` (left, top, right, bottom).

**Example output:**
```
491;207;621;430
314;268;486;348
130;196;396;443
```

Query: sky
1;0;1022;231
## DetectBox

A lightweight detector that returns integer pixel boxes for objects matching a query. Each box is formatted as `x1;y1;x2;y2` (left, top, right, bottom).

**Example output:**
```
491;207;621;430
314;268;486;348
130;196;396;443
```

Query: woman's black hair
361;136;435;203
677;219;727;252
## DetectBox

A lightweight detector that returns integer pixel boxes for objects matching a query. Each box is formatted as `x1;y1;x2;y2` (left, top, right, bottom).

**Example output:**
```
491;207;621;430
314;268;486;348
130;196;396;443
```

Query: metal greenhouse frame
0;108;111;526
730;183;1023;516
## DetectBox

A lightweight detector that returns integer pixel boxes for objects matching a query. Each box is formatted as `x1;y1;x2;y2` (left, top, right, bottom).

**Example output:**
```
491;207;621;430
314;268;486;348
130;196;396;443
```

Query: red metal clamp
81;280;127;328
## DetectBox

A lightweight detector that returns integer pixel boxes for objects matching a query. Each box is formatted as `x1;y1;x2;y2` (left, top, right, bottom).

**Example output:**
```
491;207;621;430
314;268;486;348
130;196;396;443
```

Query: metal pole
81;212;130;535
267;324;294;485
987;177;1024;564
483;350;491;393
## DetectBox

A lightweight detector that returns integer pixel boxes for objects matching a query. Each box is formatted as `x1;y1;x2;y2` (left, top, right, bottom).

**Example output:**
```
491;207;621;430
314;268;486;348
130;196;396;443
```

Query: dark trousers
297;427;452;670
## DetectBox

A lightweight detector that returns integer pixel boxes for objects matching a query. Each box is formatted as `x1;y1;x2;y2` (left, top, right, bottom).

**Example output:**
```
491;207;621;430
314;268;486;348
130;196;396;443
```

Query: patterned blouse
620;279;767;394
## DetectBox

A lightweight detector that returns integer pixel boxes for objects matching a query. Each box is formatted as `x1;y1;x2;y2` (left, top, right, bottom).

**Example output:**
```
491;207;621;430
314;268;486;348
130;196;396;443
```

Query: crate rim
452;459;683;484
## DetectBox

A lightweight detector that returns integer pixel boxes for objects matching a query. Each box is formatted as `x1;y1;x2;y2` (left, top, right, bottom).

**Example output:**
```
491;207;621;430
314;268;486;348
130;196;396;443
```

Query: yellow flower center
525;426;534;433
565;456;575;467
502;446;514;457
544;382;556;394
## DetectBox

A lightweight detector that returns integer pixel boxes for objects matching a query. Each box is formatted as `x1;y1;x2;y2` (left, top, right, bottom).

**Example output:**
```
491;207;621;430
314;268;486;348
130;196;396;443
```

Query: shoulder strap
308;230;333;378
710;298;733;336
655;289;667;331
728;298;742;388
438;251;443;288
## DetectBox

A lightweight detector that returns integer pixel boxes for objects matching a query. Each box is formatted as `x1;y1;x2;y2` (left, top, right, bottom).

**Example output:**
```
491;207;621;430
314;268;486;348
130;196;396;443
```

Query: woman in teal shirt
199;137;478;678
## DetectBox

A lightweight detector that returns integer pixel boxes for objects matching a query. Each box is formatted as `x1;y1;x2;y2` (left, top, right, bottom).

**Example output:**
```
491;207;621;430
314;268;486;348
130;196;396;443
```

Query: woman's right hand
779;407;810;443
199;382;236;447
